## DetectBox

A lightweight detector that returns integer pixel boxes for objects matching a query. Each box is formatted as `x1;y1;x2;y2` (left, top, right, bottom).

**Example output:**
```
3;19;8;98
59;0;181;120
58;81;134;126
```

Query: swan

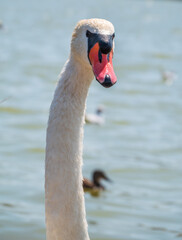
45;18;116;240
83;170;111;196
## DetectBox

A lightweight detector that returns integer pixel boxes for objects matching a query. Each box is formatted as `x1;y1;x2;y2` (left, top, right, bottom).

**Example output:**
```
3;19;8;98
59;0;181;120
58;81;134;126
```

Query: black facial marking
98;49;102;63
87;30;114;64
86;30;92;38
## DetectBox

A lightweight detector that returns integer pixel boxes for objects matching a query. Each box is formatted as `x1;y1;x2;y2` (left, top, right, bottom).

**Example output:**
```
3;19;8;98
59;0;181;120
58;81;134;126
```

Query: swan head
71;18;117;88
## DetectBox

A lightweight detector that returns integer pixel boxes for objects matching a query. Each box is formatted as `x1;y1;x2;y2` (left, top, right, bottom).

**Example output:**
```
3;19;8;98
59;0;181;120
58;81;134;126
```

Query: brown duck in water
83;170;111;196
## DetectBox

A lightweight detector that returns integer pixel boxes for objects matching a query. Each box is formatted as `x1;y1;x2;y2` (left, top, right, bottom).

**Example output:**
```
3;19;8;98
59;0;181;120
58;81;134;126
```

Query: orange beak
88;42;117;88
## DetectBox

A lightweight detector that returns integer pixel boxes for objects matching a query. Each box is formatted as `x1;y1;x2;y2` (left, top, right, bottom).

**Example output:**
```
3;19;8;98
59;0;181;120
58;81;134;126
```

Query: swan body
45;18;116;240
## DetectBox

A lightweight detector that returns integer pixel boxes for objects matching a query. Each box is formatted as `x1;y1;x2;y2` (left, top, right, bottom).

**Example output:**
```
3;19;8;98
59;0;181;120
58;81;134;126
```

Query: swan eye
112;33;115;40
86;30;92;38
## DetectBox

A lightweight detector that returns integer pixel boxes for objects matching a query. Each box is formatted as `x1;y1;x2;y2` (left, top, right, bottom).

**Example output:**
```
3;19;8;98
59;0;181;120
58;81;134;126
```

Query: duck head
93;170;112;189
71;18;117;88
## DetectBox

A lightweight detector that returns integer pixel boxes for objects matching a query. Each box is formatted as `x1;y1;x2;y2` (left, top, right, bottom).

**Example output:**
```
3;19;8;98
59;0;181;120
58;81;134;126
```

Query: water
0;0;182;239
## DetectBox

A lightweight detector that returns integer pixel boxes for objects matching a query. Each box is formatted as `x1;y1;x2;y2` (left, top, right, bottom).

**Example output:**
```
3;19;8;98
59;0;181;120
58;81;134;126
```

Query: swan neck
45;57;93;240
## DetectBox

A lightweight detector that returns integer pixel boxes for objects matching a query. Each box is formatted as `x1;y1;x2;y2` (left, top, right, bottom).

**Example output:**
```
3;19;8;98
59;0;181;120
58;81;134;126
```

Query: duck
83;170;111;196
85;106;105;125
45;18;116;240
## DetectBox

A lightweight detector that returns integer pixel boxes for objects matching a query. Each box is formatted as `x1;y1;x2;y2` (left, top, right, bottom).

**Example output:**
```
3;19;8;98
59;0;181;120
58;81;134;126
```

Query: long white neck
45;55;93;240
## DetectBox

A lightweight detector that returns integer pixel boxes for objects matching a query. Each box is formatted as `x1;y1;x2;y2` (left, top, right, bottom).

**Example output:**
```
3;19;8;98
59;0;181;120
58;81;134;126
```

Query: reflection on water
0;0;182;239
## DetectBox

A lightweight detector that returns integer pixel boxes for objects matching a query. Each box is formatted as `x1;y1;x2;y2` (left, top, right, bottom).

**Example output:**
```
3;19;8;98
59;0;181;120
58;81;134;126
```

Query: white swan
45;18;116;240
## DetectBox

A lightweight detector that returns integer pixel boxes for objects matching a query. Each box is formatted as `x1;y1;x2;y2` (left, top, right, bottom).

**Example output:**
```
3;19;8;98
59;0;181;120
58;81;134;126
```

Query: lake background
0;0;182;239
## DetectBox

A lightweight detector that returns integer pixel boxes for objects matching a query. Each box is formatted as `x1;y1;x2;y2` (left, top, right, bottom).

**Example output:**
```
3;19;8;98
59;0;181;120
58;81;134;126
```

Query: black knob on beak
99;36;112;55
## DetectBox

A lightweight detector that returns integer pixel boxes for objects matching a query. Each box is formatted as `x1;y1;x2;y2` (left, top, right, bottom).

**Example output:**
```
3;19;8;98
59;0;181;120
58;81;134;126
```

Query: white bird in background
85;105;105;125
162;70;178;86
45;18;117;240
